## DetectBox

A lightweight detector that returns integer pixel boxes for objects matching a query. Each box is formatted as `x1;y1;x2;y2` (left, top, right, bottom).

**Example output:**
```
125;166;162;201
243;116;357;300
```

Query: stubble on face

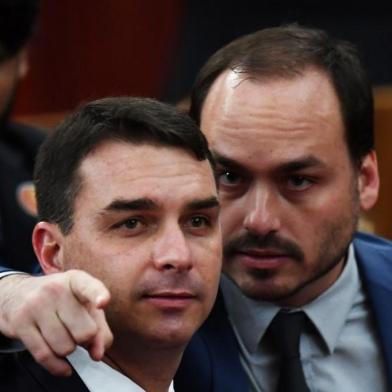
201;68;366;307
223;176;360;305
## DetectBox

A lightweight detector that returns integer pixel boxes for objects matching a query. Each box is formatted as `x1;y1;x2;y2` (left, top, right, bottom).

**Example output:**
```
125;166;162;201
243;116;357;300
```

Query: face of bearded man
200;67;379;307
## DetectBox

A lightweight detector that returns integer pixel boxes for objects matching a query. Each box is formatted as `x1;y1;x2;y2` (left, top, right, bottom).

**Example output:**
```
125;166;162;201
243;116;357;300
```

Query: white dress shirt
68;346;175;392
0;270;28;279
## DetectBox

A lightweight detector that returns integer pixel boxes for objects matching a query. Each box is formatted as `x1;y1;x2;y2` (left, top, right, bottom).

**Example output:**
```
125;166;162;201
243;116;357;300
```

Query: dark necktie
268;311;311;392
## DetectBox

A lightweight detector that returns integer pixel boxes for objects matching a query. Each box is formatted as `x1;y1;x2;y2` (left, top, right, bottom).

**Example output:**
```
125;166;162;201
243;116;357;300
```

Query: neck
275;255;347;308
103;338;184;392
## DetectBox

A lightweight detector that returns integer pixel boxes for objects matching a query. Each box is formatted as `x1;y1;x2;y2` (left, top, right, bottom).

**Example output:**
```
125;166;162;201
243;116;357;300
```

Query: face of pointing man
37;140;222;349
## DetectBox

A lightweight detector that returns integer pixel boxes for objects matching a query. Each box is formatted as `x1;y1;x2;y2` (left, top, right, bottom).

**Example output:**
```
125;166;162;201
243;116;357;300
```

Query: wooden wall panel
365;87;392;239
12;0;184;115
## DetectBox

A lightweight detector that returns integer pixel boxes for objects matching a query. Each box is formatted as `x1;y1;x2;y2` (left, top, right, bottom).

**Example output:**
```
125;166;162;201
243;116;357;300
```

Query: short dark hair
0;0;40;61
34;97;213;234
190;24;374;166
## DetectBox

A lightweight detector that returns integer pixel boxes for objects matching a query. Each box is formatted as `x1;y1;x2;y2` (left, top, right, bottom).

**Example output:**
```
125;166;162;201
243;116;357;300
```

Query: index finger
83;307;113;361
68;270;110;308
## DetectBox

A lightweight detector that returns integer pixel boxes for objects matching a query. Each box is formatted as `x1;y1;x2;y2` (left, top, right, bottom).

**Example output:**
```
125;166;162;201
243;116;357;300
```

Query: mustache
223;232;304;262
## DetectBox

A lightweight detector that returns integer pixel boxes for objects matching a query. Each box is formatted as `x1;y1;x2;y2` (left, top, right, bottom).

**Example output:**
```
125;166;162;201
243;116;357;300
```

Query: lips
143;291;196;310
236;248;293;270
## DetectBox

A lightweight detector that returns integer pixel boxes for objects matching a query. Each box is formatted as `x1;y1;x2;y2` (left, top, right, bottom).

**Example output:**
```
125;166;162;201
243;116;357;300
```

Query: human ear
358;151;379;211
32;222;65;274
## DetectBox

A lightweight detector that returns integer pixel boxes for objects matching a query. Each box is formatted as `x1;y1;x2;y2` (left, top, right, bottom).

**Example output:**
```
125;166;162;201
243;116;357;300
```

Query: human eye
189;215;211;228
183;214;216;235
286;175;314;191
216;168;244;188
112;217;146;235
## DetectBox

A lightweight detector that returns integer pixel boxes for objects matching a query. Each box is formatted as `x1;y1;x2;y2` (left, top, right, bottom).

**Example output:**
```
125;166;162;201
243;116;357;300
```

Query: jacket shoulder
354;232;392;288
354;232;392;258
0;350;88;392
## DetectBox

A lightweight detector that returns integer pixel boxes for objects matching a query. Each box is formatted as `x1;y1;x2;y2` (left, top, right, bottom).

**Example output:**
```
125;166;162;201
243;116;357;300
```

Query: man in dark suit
0;25;391;391
174;25;390;391
1;97;222;391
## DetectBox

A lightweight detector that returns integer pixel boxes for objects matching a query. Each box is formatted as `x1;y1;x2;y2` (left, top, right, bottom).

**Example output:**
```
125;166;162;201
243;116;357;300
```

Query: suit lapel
175;291;249;392
18;350;90;391
201;291;249;391
354;235;392;387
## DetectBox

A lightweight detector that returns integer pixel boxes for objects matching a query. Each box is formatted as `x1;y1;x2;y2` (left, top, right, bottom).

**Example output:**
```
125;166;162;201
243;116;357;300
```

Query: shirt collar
221;243;360;354
303;243;361;354
67;346;175;392
221;274;279;352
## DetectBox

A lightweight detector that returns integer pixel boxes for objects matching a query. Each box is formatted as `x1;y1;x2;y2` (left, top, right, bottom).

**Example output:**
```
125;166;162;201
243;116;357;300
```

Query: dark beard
222;186;360;304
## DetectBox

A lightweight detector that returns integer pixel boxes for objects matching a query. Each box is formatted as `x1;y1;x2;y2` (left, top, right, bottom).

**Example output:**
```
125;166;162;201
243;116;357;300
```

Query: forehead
200;68;348;167
76;140;216;211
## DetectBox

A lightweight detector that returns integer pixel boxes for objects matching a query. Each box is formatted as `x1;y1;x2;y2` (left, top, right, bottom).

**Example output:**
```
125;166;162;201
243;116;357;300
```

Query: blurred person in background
0;0;43;273
0;0;115;369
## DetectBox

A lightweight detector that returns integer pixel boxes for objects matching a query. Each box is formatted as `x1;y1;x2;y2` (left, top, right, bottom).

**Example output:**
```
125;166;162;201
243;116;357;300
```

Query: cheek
62;239;141;284
86;260;144;306
309;186;357;227
207;246;223;281
196;238;222;284
220;201;244;237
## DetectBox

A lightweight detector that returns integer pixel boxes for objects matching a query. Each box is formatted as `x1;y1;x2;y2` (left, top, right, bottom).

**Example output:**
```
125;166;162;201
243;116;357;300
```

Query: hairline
199;64;368;169
62;137;214;235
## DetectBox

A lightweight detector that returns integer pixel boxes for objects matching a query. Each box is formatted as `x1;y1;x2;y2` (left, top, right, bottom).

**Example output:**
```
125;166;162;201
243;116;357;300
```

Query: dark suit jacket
0;123;44;273
0;350;88;391
174;232;392;391
1;232;391;390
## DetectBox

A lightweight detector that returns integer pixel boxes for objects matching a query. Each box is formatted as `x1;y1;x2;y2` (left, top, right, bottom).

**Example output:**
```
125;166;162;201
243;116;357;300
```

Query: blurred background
12;0;392;239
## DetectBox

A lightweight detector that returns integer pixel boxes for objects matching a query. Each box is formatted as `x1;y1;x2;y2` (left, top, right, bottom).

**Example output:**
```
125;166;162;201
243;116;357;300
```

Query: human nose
243;184;281;236
151;223;193;271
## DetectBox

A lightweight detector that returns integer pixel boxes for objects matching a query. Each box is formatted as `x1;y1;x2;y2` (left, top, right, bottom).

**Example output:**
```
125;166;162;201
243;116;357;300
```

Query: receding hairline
206;62;335;94
200;64;342;118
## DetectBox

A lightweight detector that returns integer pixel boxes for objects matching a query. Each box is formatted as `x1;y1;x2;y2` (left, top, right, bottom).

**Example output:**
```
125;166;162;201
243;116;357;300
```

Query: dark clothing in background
0;123;44;273
0;350;89;392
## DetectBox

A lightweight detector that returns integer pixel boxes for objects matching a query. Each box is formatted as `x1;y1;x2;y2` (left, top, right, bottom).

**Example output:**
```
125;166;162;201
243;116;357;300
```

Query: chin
151;316;202;343
147;328;195;349
235;275;298;302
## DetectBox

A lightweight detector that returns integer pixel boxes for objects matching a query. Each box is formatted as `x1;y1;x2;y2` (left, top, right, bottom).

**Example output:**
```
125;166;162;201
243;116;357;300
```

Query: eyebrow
213;152;247;172
185;196;220;211
103;196;220;214
278;156;327;172
213;151;326;173
104;198;159;212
